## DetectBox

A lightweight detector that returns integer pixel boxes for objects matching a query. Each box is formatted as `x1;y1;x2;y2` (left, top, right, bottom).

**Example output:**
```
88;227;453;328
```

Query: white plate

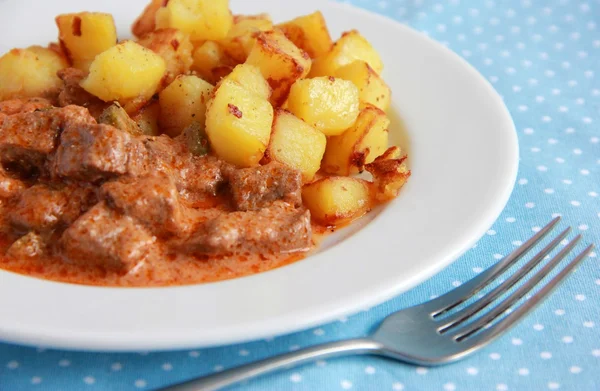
0;0;518;351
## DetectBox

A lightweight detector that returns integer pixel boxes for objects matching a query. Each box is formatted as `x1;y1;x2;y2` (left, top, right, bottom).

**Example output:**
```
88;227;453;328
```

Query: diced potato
137;28;193;88
223;64;271;100
80;41;166;103
266;109;326;182
322;105;390;175
56;12;118;71
206;79;273;167
221;15;273;63
365;146;411;202
302;176;371;226
155;0;233;43
335;61;391;111
158;75;213;137
286;77;359;136
0;46;68;101
276;11;333;59
310;30;383;77
131;100;161;136
132;0;164;37
245;30;312;106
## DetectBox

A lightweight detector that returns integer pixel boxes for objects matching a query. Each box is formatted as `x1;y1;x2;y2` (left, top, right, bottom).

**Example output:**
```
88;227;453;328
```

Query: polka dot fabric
1;0;599;389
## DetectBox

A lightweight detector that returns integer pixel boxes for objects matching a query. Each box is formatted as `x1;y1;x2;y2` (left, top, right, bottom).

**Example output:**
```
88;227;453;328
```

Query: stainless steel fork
160;217;594;391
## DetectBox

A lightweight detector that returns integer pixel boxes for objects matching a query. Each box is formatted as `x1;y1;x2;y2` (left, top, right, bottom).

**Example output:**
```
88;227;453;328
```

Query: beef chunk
0;97;53;116
0;167;26;199
53;123;148;182
8;184;96;233
60;203;157;272
6;232;46;259
228;162;302;211
102;172;187;236
183;202;312;255
57;68;108;119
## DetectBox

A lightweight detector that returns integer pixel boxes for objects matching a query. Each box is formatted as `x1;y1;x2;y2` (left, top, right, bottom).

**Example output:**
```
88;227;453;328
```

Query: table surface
1;0;599;390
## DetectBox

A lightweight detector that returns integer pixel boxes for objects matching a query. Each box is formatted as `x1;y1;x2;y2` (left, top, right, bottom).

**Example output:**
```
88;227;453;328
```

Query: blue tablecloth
2;0;599;390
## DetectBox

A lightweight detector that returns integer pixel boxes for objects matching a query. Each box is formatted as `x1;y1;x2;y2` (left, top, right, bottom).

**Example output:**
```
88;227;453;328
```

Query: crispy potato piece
137;28;193;89
265;109;326;182
322;105;389;175
132;0;164;37
56;12;118;71
302;176;371;226
365;147;410;202
155;0;233;43
80;41;166;103
276;11;333;59
310;30;383;77
191;41;235;84
206;79;273;167
158;75;213;137
335;61;391;111
0;46;68;101
221;15;273;63
223;64;271;100
286;76;359;136
245;30;312;106
130;100;161;136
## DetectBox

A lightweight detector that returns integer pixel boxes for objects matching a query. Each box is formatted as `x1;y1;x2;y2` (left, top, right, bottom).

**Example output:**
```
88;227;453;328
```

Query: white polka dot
518;368;529;376
581;169;590;175
541;351;552;359
313;328;325;336
569;366;582;374
290;373;302;383
490;352;501;360
135;379;147;389
589;192;598;197
576;98;585;105
467;367;479;375
83;376;95;385
548;382;560;390
518;105;528;111
548;138;559;144
341;380;353;389
552;88;561;95
188;351;200;358
393;383;405;391
365;366;376;374
555;309;565;316
573;148;583;155
111;363;122;371
214;365;224;372
452;280;462;287
512;240;523;246
497;384;508;391
416;367;428;375
524;128;534;135
493;253;503;259
6;360;19;369
531;147;541;152
162;363;173;371
289;345;300;351
58;359;71;367
542;116;552;122
568;80;578;87
513;85;521;92
592;349;600;357
536;95;545;102
544;189;555;194
563;179;573;185
512;338;523;345
578;224;589;231
487;230;497;235
473;267;483;273
239;349;250;356
338;316;348;323
552;213;562;218
444;383;456;391
571;201;581;206
556;157;565;163
584;321;594;328
562;336;574;343
538;166;548;172
534;324;544;331
526;202;535;208
316;360;327;367
31;377;42;385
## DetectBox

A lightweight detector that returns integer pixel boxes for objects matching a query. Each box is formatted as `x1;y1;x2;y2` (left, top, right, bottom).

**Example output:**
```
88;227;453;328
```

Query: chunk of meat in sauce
228;162;302;211
60;202;157;272
102;172;188;237
6;231;46;258
0;167;26;199
0;97;53;121
182;202;312;255
0;105;95;178
8;184;96;233
53;123;148;182
57;68;108;119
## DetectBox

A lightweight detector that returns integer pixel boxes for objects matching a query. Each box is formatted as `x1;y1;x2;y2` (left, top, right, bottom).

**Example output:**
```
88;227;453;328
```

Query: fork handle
157;338;383;391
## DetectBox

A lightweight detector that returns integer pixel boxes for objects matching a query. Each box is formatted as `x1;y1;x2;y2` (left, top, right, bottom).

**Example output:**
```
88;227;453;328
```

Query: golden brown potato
158;75;213;137
302;176;371;226
0;46;68;101
335;61;391;111
205;79;273;167
56;12;118;71
286;76;359;136
223;64;271;100
132;0;164;37
220;14;273;63
155;0;233;43
322;105;390;175
276;11;333;59
80;40;166;103
310;30;383;77
137;28;194;89
365;146;411;202
265;109;326;182
191;41;235;84
245;30;312;106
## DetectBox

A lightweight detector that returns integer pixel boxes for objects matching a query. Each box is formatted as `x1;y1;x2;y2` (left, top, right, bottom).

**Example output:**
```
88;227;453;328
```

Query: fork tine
459;244;594;348
437;227;571;333
449;236;584;341
428;217;561;316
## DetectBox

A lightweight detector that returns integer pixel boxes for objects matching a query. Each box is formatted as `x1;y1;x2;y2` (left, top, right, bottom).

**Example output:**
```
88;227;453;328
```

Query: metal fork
160;217;594;391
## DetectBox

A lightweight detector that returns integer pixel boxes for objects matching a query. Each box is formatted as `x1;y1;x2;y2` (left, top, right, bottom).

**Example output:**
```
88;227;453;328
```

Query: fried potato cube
322;105;390;175
335;61;391;111
245;30;312;106
56;12;118;71
276;11;333;59
0;46;68;100
206;79;273;167
132;0;164;37
310;30;383;77
80;41;166;103
221;15;273;63
158;75;213;137
191;41;235;84
265;110;326;182
286;77;359;136
223;64;271;100
365;146;411;202
137;28;194;88
155;0;233;42
302;176;371;226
